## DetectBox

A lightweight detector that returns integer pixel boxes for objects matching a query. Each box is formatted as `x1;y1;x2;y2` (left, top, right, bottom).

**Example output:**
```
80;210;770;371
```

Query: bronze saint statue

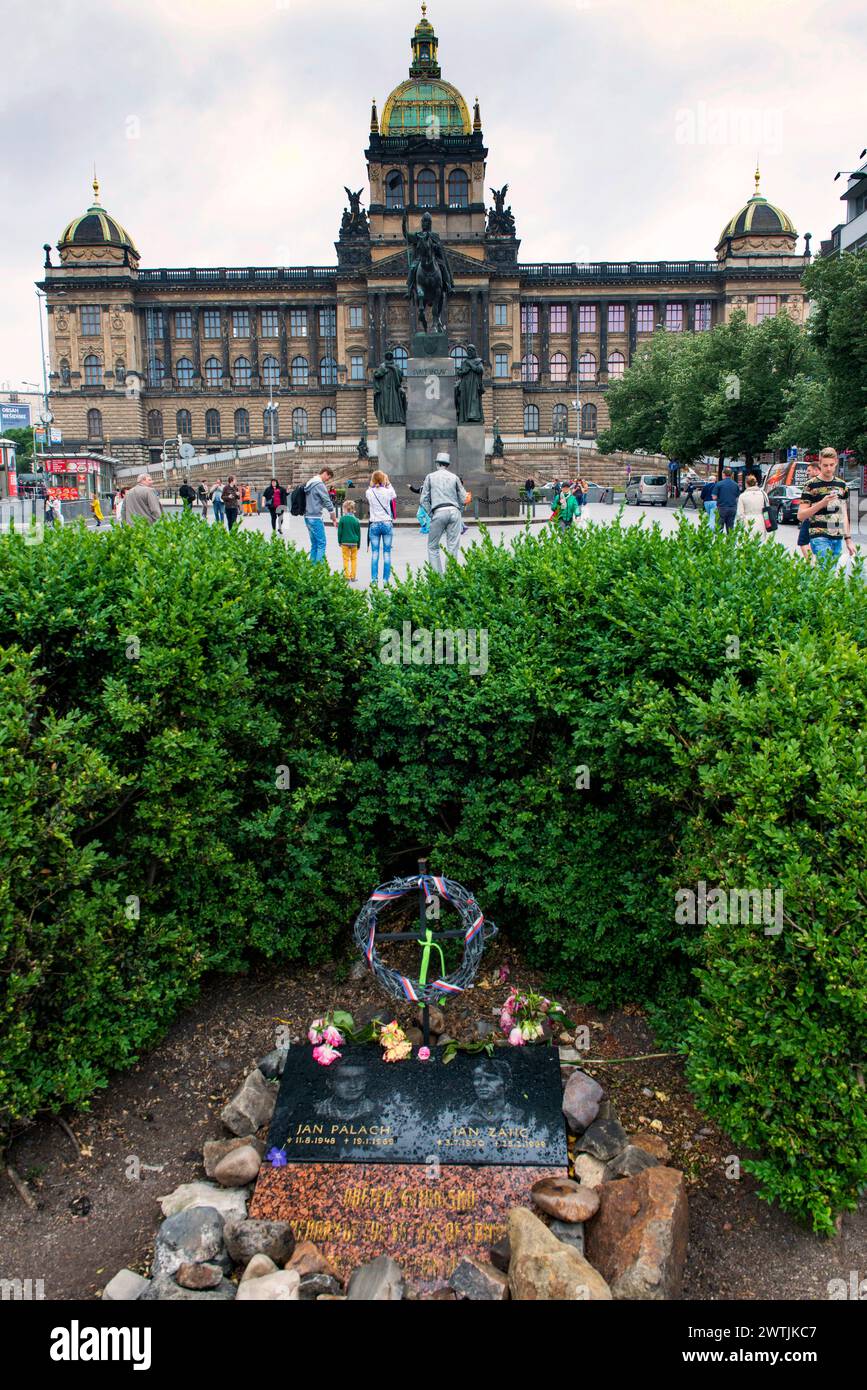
402;210;454;334
454;344;485;424
373;351;406;426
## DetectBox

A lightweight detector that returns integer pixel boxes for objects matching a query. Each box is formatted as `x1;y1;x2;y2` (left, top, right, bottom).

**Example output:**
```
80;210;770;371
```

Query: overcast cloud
1;0;864;385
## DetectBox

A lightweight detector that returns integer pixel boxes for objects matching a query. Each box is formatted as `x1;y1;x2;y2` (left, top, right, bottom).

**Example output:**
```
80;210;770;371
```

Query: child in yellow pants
337;500;361;581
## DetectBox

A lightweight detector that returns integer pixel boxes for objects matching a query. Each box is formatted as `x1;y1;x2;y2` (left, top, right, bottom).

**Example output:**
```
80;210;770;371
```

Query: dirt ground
1;944;862;1301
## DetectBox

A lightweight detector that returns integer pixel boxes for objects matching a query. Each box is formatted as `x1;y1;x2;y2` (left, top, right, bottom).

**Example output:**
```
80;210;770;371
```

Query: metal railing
519;261;719;279
138;266;339;284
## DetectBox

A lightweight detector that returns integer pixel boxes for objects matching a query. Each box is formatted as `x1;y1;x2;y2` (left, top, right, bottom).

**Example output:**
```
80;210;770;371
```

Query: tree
597;331;686;455
663;314;747;466
767;372;836;455
3;428;35;470
701;311;815;466
802;249;867;462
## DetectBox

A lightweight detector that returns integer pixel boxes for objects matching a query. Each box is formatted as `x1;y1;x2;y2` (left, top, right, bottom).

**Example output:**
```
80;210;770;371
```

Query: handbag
761;491;778;532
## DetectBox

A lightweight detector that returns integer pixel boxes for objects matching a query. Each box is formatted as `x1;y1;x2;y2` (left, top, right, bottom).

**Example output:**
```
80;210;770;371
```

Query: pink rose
500;1009;514;1033
509;1027;525;1047
322;1025;345;1047
417;1046;431;1061
312;1042;341;1066
308;1018;325;1045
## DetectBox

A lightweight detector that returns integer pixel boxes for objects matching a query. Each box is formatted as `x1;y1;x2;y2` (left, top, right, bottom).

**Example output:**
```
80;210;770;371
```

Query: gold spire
421;2;427;15
370;98;379;134
754;161;761;196
92;165;101;205
473;96;481;132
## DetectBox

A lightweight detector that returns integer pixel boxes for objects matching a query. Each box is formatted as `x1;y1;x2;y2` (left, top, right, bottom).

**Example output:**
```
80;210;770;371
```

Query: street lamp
571;390;582;484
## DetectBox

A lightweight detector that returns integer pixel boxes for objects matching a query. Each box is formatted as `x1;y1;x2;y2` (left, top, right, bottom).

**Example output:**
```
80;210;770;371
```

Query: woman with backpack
365;469;397;587
222;475;242;530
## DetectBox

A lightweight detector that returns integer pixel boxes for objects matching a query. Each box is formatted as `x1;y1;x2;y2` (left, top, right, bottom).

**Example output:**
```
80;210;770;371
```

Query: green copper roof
382;78;471;135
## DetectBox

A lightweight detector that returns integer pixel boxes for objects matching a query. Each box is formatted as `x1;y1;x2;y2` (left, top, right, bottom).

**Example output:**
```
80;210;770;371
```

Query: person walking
197;481;209;519
736;474;770;537
113;488;126;524
338;499;361;581
421;451;468;575
796;461;819;561
557;483;579;531
222;475;242;531
797;446;855;567
178;479;196;512
700;477;717;522
712;468;740;533
573;476;587;519
46;495;64;527
263;478;284;535
90;494;105;528
303;467;336;563
121;474;162;525
365;469;397;586
210;479;225;526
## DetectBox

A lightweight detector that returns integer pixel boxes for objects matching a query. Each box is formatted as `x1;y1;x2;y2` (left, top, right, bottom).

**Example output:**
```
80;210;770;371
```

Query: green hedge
1;514;864;1232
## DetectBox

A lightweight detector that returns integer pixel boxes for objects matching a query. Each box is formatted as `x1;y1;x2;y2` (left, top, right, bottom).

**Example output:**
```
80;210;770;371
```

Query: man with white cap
421;451;468;573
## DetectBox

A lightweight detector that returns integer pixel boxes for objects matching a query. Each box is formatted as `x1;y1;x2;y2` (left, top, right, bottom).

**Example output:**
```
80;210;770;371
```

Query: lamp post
267;364;276;479
572;389;582;485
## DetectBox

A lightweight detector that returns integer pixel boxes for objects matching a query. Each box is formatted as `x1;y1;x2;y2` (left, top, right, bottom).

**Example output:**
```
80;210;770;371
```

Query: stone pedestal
403;353;457;479
377;424;406;476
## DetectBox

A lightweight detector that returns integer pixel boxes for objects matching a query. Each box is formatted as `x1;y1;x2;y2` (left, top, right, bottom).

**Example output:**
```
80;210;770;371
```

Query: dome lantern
381;4;471;138
717;166;796;255
58;174;139;265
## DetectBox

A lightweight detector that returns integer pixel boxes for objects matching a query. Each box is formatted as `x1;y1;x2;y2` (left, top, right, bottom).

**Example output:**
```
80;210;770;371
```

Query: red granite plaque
249;1161;555;1292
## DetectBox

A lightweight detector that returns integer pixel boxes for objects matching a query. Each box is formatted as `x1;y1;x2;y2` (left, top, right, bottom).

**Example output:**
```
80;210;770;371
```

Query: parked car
767;484;802;525
625;473;669;506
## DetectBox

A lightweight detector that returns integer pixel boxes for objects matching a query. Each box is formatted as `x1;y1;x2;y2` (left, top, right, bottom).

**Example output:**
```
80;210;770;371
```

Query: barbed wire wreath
352;873;497;1005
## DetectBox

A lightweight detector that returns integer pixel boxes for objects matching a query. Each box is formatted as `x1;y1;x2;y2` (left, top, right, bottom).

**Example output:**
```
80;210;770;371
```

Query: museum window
755;294;778;322
385;171;405;209
289;308;307;337
292;407;309;438
582;403;598;435
578;351;597;381
321;407;337;436
350;353;365;381
607;351;625;378
176;357;195;387
233;357;252;387
391;346;408;373
203;310;221;339
261;310;279;338
319;307;337;339
146;310;164;338
147;409;163;438
262;355;280;387
552;403;569;435
80;305;101;336
175;310;192;338
177;409;192;435
494;351;509;378
520;304;539;334
206;409;220;437
447;169;469;208
348;305;364;329
319;356;338;387
291;355;309;387
695;301;712;331
550;352;568;383
87;408;103;438
523;404;540;434
264;406;279;439
147;358;164;388
550;304;568;334
493;303;508;327
234;408;250;437
204;357;222;388
636;303;654;334
84;354;103;386
417;168;438;207
232;310;250;339
578;304;597;333
665;303;684;332
608;303;626;333
520;353;539;383
450;344;468;372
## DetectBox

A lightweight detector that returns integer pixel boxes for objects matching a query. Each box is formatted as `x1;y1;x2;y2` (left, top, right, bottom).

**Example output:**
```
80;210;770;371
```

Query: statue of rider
402;210;455;304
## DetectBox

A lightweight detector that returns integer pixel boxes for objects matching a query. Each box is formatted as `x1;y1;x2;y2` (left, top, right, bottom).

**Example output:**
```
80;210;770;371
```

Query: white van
626;473;669;506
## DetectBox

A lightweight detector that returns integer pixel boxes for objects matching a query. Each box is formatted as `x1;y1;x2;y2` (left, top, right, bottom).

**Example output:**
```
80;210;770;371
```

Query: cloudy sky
1;0;864;387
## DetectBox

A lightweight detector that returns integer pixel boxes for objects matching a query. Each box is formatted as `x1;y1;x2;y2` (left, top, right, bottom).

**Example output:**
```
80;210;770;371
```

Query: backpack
290;484;307;516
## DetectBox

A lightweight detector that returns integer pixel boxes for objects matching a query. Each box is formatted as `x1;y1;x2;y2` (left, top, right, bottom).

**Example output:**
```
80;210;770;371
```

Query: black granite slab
266;1044;567;1167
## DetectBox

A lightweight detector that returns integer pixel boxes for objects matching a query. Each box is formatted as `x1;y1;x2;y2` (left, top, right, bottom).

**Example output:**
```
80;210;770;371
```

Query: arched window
84;354;102;386
417;168;437;207
176;357;194;387
582;403;598;436
292;407;309;438
87;408;103;438
147;409;163;438
385;170;405;208
550;352;568;383
205;409;220;437
291;355;309;387
233;357;252;387
321;407;337;436
319;356;337;387
607;351;625;379
448;169;469;208
523;404;540;434
552;403;569;435
147;357;163;388
450;344;467;372
578;351;597;381
262;355;279;387
177;409;191;436
204;357;222;388
521;353;539;383
263;406;279;440
391;345;408;373
234;408;250;437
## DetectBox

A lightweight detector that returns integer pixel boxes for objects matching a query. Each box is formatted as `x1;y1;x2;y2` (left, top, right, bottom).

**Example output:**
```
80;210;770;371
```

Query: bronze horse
413;233;447;334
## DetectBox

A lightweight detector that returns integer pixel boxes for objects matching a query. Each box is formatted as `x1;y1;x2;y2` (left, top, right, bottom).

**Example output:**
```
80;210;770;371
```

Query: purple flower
266;1147;288;1168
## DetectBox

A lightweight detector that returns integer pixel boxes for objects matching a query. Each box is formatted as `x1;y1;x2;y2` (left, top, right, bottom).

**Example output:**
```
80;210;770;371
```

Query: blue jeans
370;520;393;584
703;500;717;519
212;500;225;523
305;516;327;563
810;535;843;566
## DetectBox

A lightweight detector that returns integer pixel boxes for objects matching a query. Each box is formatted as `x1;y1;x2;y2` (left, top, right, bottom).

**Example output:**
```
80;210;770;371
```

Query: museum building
39;5;811;474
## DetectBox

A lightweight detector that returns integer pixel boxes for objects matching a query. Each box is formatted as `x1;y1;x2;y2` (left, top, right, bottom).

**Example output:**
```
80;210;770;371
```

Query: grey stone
152;1206;228;1279
573;1153;607;1189
576;1116;629;1162
377;423;406;475
298;1273;342;1300
456;422;485;475
347;1255;404;1301
102;1269;149;1301
603;1144;659;1181
224;1217;295;1268
562;1070;604;1134
140;1274;236;1302
549;1220;585;1256
257;1047;290;1080
156;1181;248;1223
234;1269;301;1301
213;1144;262;1188
220;1069;276;1136
449;1257;509;1301
203;1134;264;1179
